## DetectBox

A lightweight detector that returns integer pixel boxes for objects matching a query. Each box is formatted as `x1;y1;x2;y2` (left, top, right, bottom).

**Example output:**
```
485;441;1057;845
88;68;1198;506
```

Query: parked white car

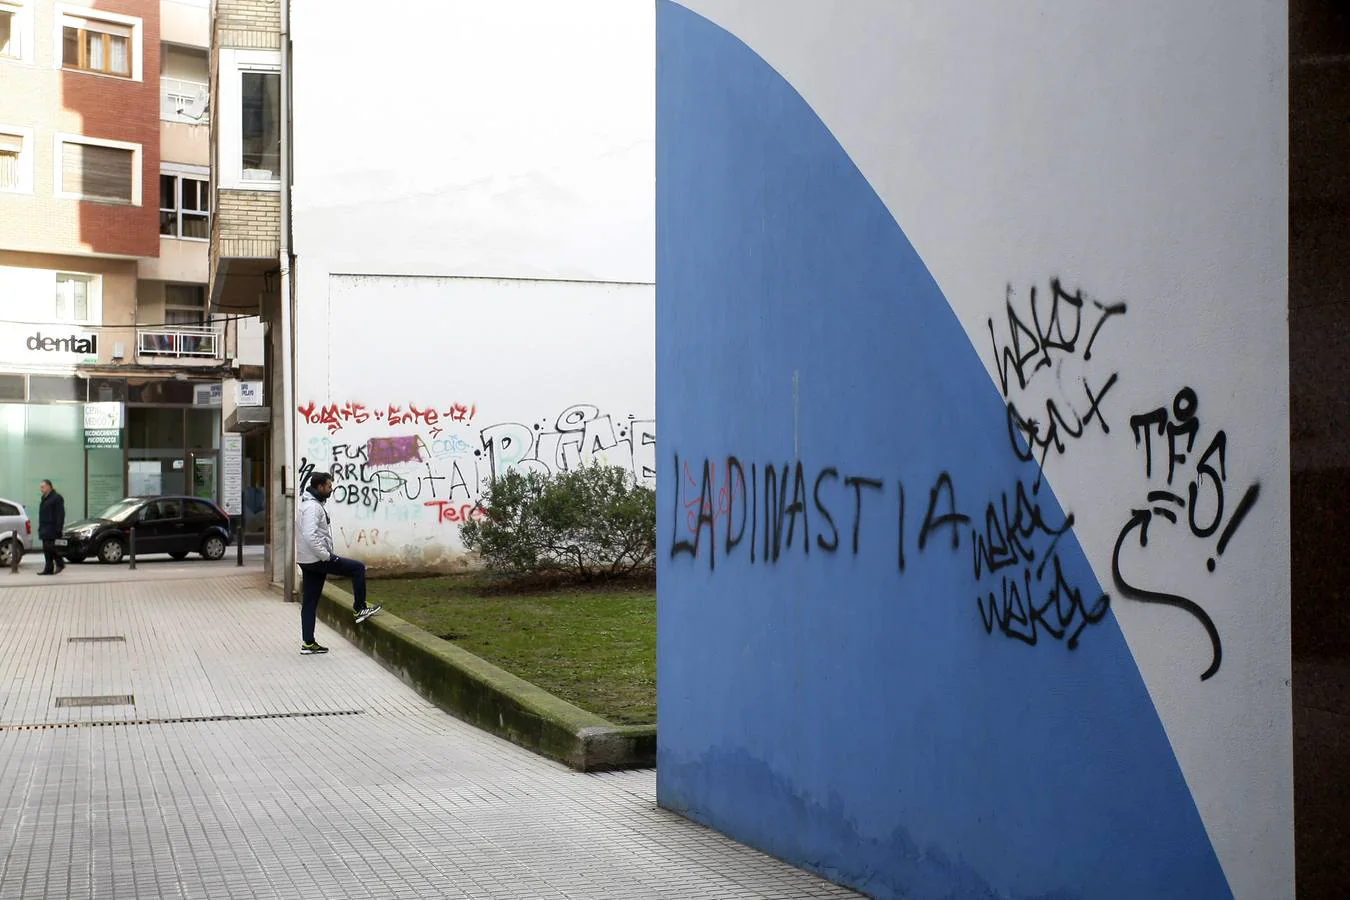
0;496;34;567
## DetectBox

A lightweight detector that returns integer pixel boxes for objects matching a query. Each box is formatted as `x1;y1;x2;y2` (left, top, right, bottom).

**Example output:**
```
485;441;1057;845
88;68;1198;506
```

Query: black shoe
38;570;53;576
300;642;329;655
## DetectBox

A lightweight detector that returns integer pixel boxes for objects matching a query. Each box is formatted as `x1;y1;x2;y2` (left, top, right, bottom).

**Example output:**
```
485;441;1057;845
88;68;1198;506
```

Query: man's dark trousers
298;556;368;643
42;541;64;574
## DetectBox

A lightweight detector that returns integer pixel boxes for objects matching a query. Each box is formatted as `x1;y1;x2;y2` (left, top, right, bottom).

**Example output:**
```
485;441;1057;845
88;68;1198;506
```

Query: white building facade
287;0;655;569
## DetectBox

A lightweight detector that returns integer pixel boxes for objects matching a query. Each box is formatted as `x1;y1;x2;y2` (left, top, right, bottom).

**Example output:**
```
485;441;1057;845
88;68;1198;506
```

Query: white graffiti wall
294;275;654;568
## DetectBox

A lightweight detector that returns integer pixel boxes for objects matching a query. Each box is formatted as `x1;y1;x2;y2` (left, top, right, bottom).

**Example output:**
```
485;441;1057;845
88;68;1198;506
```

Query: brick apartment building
0;0;265;543
207;0;284;577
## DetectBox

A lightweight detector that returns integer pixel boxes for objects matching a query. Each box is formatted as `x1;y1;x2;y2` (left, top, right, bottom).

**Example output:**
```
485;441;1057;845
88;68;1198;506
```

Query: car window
157;499;183;519
101;499;142;522
184;499;217;519
0;501;18;516
139;502;161;522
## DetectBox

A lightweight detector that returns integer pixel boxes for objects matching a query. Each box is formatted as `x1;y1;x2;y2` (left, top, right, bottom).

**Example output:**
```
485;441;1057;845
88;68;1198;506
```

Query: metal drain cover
67;636;126;643
54;694;134;708
2;709;364;731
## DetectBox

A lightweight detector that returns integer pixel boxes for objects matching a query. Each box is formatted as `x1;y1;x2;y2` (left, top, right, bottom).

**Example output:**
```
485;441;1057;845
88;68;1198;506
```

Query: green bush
459;465;656;581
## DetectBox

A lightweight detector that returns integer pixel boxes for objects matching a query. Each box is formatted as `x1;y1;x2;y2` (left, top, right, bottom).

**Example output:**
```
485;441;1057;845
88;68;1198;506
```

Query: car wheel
200;535;227;561
0;538;17;568
169;551;189;561
98;538;125;564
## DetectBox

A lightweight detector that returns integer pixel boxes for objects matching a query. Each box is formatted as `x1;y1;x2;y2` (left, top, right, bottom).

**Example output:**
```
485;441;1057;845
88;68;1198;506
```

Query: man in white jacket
296;472;380;654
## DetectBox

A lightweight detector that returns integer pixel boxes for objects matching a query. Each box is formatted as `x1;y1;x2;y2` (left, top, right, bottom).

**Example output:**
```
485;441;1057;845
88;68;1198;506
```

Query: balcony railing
137;326;221;359
161;78;209;124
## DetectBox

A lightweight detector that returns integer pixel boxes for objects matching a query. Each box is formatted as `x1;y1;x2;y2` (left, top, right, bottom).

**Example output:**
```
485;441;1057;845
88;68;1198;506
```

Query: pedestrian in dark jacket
38;479;66;576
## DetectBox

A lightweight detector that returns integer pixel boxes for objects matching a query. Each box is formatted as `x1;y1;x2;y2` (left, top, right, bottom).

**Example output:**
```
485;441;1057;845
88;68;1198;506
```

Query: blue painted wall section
655;4;1230;898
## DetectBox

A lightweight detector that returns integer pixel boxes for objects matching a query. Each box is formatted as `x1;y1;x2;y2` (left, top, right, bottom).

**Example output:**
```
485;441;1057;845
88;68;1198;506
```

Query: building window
1;4;21;60
241;71;280;182
61;13;133;78
55;273;98;324
161;45;209;124
0;133;19;188
160;173;209;239
0;2;32;63
164;284;207;326
0;128;31;192
56;135;141;204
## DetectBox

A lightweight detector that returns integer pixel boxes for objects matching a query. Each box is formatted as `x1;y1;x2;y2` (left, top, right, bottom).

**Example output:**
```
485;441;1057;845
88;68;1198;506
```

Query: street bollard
128;526;137;570
8;530;18;575
236;518;244;567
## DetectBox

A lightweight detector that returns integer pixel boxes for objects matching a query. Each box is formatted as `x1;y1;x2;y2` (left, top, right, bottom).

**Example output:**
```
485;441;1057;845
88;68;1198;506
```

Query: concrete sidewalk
3;545;267;588
0;572;856;899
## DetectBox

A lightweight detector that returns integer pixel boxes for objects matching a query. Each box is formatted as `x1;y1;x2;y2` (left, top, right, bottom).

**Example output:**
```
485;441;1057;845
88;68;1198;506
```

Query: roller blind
62;142;133;202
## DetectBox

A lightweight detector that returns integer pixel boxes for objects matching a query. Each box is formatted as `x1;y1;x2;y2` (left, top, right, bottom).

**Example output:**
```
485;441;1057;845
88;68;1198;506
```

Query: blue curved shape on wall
655;3;1230;898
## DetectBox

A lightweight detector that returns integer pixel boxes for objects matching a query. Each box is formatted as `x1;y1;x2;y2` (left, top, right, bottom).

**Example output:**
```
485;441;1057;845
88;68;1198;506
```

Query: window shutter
63;142;133;202
0;134;18;190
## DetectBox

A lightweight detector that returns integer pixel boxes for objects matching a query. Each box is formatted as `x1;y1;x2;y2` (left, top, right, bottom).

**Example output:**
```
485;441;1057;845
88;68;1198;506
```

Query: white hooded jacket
296;488;335;564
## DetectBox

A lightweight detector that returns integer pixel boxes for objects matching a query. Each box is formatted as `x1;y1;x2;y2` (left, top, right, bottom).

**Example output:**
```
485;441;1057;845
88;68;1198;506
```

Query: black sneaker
355;605;382;624
300;642;328;655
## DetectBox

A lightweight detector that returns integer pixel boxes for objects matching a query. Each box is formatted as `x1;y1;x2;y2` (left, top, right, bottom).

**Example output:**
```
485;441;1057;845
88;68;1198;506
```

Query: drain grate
0;709;364;731
55;694;134;708
67;636;126;643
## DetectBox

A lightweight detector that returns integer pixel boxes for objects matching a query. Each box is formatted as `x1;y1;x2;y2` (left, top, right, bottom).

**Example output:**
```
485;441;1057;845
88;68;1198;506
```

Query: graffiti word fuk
1112;387;1262;682
298;450;472;516
988;279;1126;478
670;454;1110;652
298;401;476;437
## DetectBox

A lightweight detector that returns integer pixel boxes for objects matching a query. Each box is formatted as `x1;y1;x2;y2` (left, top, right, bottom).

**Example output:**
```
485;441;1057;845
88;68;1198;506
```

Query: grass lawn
366;575;656;726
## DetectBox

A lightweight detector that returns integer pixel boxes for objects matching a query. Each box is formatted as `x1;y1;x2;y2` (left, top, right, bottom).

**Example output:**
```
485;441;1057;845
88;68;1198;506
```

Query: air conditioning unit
111;343;125;360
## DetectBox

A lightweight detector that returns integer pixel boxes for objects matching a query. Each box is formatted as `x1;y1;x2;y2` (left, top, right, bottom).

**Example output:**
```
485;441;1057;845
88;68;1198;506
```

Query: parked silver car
0;496;34;567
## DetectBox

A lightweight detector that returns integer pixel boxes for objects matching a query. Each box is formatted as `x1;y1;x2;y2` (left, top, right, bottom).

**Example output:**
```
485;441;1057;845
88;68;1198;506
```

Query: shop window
127;407;183;448
0;373;24;401
88;377;126;403
28;375;84;402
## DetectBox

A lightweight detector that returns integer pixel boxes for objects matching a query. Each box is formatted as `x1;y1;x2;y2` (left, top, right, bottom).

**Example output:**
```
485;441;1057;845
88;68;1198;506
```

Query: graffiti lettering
300;400;476;435
1113;386;1263;680
300;402;656;541
988;279;1126;395
423;500;487;525
671;453;1111;651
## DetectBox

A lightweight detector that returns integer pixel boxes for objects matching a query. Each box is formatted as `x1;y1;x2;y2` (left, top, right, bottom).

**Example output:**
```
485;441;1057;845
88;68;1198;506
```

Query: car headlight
73;526;98;538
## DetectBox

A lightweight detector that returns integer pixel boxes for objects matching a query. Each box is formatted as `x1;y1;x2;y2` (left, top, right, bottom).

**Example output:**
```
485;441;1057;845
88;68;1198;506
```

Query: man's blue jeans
299;555;367;643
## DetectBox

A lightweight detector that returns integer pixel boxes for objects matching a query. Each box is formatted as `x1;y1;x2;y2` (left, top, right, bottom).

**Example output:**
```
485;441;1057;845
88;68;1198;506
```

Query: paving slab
0;572;858;899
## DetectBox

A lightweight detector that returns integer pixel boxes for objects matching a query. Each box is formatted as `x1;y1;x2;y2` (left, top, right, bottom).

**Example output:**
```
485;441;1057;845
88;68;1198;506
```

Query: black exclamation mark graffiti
1207;483;1261;572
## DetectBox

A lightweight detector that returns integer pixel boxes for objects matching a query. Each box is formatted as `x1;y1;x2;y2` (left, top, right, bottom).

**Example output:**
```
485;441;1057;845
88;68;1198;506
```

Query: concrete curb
317;583;656;771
